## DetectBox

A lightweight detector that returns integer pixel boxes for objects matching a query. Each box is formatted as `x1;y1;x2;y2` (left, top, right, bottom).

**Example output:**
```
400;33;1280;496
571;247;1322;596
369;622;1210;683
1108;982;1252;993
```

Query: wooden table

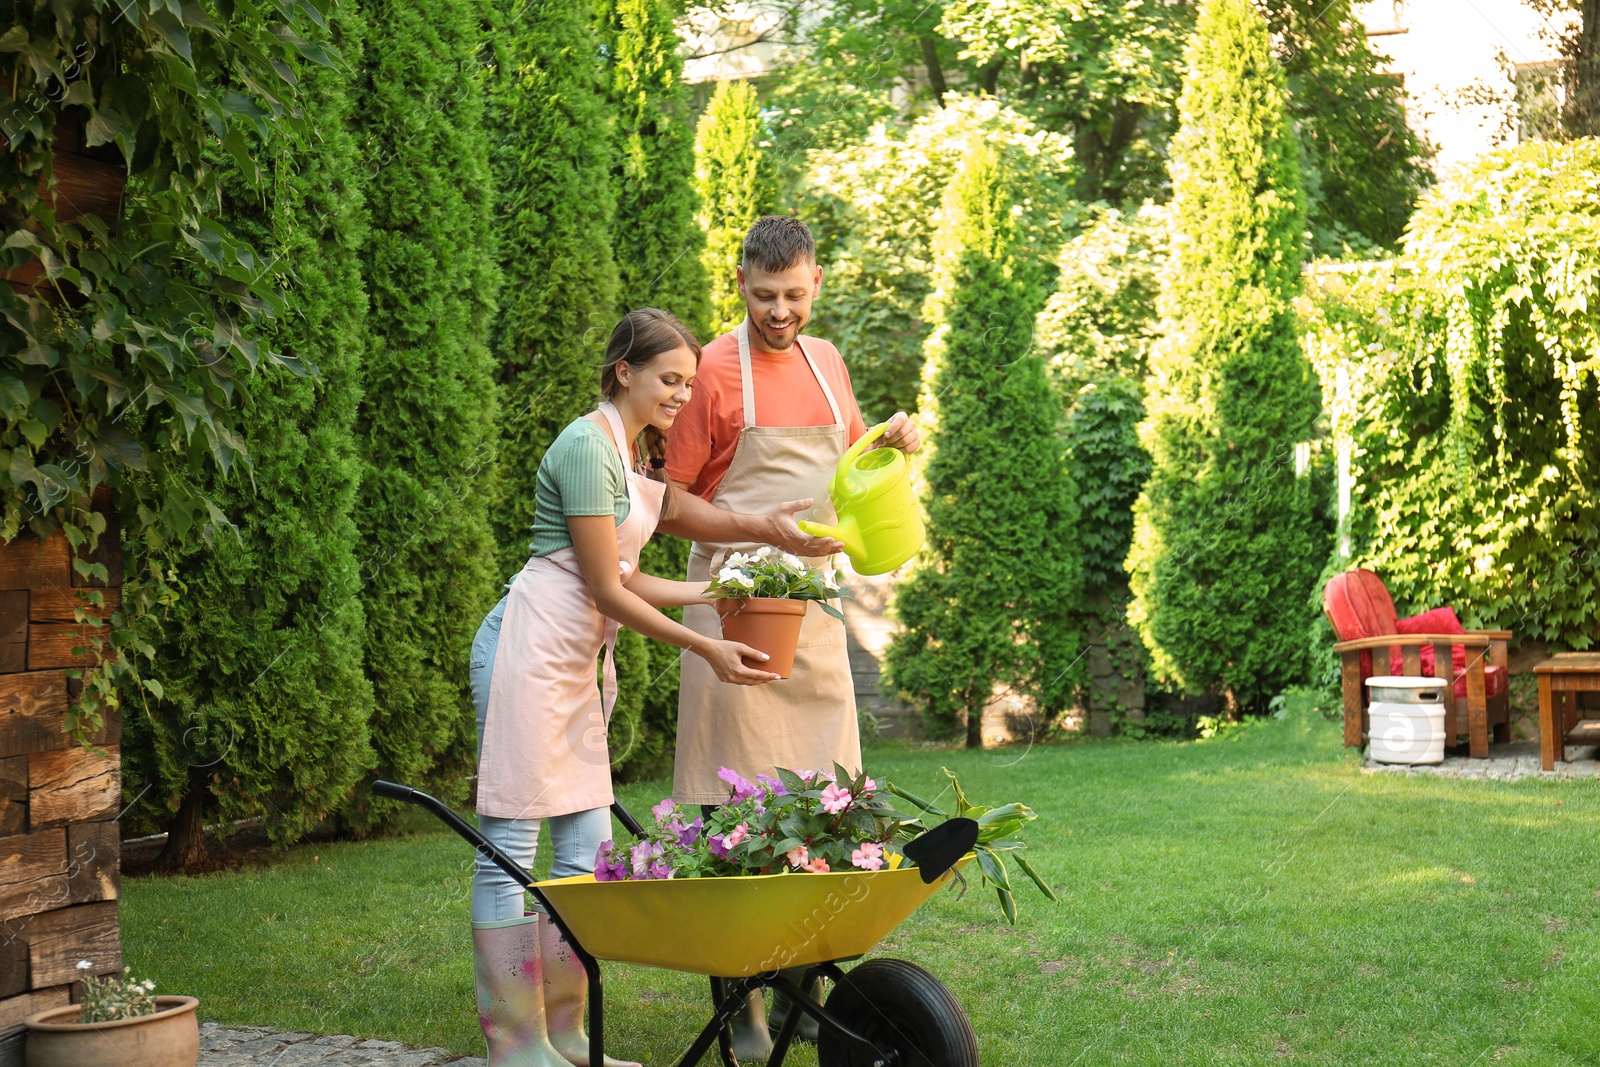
1534;653;1600;770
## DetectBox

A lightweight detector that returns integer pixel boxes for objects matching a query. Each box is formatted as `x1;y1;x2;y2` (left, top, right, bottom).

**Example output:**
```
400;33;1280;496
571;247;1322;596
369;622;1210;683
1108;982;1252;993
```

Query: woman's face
617;344;697;430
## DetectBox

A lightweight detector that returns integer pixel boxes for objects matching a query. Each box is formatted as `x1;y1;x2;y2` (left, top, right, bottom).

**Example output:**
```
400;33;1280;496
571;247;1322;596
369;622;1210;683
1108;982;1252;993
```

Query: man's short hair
742;216;815;274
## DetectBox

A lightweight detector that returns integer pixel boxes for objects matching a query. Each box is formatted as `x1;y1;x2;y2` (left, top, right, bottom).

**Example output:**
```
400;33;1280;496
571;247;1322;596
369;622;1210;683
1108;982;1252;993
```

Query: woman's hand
696;639;781;685
761;498;846;556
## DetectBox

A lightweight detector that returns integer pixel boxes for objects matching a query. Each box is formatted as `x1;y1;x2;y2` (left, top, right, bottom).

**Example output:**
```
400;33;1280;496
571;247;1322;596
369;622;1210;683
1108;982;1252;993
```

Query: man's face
738;259;822;353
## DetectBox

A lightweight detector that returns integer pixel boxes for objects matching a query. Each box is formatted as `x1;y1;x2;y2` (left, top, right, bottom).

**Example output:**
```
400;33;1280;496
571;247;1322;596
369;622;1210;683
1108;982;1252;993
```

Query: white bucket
1366;675;1447;765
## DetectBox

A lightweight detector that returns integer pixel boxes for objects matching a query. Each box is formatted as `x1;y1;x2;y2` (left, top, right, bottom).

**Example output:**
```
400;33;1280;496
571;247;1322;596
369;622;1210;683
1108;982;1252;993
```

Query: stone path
1362;740;1600;780
200;1023;485;1067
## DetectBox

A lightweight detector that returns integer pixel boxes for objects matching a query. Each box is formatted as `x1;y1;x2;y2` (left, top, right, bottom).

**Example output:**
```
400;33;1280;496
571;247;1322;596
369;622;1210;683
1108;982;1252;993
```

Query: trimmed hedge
695;80;777;337
349;0;503;827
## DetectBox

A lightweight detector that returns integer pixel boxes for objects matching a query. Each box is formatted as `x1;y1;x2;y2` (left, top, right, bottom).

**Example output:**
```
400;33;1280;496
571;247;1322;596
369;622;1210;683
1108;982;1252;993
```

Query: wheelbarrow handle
610;801;647;841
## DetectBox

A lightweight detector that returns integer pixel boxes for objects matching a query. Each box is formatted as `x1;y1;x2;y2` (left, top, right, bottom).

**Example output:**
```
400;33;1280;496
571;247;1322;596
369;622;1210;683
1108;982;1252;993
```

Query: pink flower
820;783;853;814
724;822;750;849
594;841;628;882
851;841;885;871
786;845;809;868
862;776;878;793
651;797;677;822
803;856;831;873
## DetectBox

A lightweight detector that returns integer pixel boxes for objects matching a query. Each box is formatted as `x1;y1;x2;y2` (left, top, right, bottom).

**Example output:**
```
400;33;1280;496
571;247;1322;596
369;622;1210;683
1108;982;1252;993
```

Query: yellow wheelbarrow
372;780;980;1067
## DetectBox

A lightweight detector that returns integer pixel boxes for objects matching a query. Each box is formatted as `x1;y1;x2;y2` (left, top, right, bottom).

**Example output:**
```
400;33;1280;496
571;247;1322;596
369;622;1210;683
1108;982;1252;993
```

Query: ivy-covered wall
1302;139;1600;654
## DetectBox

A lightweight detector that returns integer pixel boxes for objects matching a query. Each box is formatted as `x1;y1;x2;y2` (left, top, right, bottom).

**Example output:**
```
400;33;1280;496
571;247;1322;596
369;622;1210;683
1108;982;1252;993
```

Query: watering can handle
832;421;890;502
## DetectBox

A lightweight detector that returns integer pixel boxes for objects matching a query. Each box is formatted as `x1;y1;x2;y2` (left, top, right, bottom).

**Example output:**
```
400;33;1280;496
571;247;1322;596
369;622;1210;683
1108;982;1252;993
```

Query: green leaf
223;126;261;187
20;420;47;448
150;9;195;64
1013;854;1060;902
83;107;137;149
997;886;1017;925
142;678;165;700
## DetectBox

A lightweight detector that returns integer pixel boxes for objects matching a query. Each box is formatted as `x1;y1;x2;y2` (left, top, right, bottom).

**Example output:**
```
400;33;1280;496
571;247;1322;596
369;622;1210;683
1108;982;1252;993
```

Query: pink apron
477;402;665;820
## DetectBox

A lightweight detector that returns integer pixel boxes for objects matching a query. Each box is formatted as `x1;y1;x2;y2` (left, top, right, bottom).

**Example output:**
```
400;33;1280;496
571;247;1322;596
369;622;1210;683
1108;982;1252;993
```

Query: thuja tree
487;0;620;575
123;8;374;868
695;80;776;337
1125;0;1329;713
884;143;1083;747
349;0;502;827
599;0;709;337
1;1;332;740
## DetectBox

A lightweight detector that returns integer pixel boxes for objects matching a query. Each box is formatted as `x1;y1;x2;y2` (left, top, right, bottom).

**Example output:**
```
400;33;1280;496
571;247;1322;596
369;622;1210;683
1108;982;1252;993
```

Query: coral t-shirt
665;329;869;500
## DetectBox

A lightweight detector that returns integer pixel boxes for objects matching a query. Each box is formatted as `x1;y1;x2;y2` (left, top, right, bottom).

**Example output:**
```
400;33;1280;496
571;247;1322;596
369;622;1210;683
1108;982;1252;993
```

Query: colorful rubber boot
538;914;642;1067
767;968;824;1044
472;916;571;1067
729;988;774;1063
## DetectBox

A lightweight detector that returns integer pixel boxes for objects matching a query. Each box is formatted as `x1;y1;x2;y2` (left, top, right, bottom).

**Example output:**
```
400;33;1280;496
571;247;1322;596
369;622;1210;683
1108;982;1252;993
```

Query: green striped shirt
530;417;631;557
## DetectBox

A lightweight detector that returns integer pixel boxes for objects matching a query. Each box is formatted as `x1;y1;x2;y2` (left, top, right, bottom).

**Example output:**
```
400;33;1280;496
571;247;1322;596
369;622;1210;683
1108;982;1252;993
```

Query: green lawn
124;697;1600;1065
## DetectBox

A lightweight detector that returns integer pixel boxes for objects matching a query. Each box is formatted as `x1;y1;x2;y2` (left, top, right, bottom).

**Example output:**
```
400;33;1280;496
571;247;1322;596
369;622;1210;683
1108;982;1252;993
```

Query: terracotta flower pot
715;597;807;678
24;996;199;1067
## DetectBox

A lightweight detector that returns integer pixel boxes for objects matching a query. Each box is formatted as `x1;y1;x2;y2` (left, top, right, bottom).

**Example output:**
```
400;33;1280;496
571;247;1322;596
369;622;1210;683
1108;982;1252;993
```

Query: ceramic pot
24;996;199;1067
715;597;807;678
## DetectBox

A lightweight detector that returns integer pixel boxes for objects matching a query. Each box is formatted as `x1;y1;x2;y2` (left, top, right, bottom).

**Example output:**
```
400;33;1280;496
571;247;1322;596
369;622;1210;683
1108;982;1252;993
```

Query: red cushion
1324;569;1401;680
1391;606;1468;677
1323;570;1400;640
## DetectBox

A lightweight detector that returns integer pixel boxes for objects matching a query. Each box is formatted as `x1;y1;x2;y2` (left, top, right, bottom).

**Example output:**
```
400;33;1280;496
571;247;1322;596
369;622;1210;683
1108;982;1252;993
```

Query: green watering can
798;421;925;575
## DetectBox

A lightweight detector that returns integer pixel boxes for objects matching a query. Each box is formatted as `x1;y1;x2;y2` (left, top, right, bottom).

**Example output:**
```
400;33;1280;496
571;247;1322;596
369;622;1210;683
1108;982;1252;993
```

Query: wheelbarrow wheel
816;958;978;1067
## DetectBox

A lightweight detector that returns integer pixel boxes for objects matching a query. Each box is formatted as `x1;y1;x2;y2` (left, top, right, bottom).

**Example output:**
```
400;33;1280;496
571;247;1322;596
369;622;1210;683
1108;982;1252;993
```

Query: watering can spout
797;518;865;563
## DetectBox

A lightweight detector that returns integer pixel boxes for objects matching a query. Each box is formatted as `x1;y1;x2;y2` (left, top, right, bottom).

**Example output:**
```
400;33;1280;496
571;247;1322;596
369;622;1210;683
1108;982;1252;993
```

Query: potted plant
705;548;850;678
24;961;199;1067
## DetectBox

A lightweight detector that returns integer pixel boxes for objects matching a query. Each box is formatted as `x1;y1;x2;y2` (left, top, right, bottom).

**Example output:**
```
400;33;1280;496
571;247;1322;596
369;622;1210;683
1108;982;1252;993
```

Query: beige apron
478;402;665;820
673;320;861;804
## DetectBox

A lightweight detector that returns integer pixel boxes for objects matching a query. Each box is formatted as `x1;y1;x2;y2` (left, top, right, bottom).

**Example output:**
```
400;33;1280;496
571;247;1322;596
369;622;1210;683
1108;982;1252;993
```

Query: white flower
822;569;841;593
725;551;753;568
779;552;805;571
755;546;772;559
717;566;742;584
733;575;755;590
76;960;93;971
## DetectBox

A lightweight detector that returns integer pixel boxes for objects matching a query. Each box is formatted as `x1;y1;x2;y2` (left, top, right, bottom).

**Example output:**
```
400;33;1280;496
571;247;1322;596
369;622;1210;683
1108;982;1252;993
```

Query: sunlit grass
125;694;1600;1065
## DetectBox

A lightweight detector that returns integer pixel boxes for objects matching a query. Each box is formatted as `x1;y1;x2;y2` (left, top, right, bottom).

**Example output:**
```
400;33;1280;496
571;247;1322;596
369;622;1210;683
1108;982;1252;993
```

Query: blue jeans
469;595;611;922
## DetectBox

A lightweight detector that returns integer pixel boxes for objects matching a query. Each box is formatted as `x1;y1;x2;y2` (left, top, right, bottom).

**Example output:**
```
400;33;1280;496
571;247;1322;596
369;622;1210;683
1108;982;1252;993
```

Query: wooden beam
0;829;68;923
26;623;101;670
27;747;119;831
0;984;70;1027
0;671;69;757
25;900;120;988
67;820;119;906
0;533;70;592
0;593;24;674
28;587;119;623
0;757;24;837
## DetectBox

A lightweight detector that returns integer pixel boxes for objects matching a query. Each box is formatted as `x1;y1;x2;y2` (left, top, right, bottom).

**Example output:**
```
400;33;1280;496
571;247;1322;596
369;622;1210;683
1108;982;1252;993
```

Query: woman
467;308;838;1067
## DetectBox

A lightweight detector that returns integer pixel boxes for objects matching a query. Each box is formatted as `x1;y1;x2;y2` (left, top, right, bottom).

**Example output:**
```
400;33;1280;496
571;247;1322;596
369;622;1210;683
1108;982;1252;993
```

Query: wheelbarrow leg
678;976;757;1067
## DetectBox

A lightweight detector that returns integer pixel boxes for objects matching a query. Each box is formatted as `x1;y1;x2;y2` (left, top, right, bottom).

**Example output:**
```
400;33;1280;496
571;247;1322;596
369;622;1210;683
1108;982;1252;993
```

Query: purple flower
594;840;628;882
717;766;761;803
675;816;703;849
756;773;789;797
651;797;678;823
630;840;663;878
709;834;729;859
648;860;674;880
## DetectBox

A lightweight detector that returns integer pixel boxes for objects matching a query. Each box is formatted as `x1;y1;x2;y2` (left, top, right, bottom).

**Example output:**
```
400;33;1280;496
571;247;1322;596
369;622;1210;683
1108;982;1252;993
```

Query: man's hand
876;411;921;454
762;498;846;557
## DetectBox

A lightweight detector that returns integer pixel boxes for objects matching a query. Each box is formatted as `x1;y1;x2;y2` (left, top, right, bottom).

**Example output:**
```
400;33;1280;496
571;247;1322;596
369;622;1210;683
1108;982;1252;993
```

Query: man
665;215;919;1057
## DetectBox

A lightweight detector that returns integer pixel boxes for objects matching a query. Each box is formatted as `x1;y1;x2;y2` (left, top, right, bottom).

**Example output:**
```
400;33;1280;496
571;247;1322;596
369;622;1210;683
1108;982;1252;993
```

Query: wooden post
0;513;123;1055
